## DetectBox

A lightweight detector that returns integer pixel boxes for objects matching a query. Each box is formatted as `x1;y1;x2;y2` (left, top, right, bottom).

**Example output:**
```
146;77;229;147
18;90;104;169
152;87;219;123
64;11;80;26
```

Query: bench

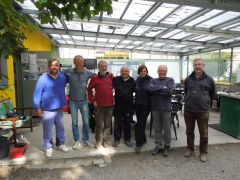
0;99;33;144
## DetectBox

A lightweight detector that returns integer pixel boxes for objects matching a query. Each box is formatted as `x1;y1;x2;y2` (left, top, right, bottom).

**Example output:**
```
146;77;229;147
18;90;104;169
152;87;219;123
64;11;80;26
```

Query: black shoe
124;140;133;147
163;148;169;157
151;147;163;155
112;140;120;147
135;146;141;154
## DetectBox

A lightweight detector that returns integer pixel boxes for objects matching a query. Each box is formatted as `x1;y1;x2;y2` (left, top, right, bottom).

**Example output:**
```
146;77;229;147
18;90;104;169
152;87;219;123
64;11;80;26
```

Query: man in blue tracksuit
148;65;174;157
33;58;69;158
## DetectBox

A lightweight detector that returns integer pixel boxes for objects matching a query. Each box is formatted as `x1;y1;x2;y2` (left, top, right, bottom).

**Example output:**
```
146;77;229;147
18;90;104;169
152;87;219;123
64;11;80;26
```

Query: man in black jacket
184;58;216;162
112;66;135;147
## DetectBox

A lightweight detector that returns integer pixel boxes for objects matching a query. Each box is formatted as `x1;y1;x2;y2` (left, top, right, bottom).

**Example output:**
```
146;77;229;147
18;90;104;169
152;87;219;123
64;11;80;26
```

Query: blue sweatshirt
148;77;174;111
33;72;67;111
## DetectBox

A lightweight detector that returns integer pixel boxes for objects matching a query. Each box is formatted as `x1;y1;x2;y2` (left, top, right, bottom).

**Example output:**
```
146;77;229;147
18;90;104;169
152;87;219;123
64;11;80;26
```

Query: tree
0;0;113;59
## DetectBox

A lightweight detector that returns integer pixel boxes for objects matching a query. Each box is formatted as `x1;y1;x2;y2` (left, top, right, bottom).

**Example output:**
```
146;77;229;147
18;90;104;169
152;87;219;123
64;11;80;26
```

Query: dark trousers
94;106;113;145
184;111;209;154
134;104;150;147
114;110;133;141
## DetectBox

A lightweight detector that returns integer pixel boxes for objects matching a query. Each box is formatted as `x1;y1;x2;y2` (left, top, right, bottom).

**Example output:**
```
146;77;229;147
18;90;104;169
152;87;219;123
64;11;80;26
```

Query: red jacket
87;72;114;107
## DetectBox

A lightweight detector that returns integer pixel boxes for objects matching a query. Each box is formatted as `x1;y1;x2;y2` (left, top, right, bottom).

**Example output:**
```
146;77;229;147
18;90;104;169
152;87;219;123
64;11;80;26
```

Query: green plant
0;0;113;59
0;0;29;59
34;0;113;24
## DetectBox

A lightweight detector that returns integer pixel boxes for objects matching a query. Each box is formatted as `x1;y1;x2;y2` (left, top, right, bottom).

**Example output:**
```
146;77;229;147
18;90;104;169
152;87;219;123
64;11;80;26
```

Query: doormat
209;123;221;131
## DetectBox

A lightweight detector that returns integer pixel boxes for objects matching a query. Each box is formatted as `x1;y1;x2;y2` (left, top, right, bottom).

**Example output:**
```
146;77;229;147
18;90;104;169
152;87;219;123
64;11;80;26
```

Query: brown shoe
200;153;208;162
184;149;193;157
94;143;102;150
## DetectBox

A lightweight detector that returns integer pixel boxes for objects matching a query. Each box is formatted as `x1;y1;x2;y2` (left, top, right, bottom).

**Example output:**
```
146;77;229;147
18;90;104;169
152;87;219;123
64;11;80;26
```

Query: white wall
145;61;180;83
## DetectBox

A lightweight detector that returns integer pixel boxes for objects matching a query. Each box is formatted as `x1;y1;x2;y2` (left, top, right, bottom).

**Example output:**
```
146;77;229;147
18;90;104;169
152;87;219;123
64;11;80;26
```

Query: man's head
193;58;205;76
73;55;84;71
98;60;108;73
48;58;59;75
120;66;130;79
157;65;168;79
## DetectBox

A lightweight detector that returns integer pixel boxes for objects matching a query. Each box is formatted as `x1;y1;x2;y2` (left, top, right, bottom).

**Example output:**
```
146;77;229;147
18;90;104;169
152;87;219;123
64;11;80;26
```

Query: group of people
33;56;216;162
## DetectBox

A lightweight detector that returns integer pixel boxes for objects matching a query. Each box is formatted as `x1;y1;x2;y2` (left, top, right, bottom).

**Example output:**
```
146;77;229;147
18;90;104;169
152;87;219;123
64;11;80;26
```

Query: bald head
158;65;168;79
120;66;130;79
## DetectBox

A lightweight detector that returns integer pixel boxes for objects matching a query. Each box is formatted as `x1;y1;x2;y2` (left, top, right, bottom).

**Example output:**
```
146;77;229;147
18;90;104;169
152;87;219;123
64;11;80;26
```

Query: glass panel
65;21;82;30
57;40;66;44
125;46;135;49
66;40;74;44
162;6;201;25
123;0;154;21
114;25;134;34
173;44;187;48
97;38;108;42
161;29;182;38
62;35;71;40
146;3;179;23
219;37;240;43
229;26;240;32
170;32;192;39
82;22;98;32
221;22;240;30
132;41;143;45
85;37;96;41
116;45;125;48
103;0;129;19
131;26;151;36
121;40;132;44
197;11;240;28
152;43;165;47
99;25;114;33
50;34;62;39
185;10;223;26
195;35;218;42
232;47;240;84
144;27;166;37
145;42;154;46
108;39;120;43
72;36;84;40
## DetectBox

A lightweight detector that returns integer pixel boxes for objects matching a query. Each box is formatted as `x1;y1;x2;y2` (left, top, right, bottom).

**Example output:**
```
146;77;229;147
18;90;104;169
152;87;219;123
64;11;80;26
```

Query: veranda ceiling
15;0;240;56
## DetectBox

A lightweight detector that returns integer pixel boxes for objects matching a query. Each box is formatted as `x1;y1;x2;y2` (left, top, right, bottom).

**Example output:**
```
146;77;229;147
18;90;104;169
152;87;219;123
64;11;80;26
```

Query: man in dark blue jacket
184;58;216;162
148;65;174;157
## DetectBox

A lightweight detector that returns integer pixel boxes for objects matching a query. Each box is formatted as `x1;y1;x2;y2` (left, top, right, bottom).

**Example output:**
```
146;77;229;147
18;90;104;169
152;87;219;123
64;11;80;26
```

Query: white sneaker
57;144;69;152
45;148;53;158
73;141;81;149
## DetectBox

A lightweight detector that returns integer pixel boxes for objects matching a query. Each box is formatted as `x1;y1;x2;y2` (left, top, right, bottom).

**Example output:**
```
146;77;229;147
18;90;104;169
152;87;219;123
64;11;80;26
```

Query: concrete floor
1;109;240;166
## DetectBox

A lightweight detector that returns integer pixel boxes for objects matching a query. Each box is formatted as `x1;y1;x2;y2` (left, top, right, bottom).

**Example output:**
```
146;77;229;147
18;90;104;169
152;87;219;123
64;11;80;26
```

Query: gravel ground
1;143;240;180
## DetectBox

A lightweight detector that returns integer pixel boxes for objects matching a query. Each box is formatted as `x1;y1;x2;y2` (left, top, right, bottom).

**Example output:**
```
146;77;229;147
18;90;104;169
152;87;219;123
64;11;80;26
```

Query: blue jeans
69;100;89;142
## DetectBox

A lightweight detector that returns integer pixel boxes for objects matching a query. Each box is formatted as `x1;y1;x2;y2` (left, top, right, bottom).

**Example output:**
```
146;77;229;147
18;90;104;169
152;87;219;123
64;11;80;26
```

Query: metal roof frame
14;0;240;56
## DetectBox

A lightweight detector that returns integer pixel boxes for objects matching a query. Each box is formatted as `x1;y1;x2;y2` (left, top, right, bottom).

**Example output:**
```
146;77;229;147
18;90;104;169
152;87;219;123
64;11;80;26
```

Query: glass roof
14;0;240;55
197;11;240;28
162;6;201;25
